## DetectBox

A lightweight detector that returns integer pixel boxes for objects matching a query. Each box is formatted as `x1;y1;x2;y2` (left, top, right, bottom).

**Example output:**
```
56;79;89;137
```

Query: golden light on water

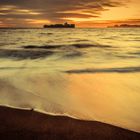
1;71;140;132
63;73;140;132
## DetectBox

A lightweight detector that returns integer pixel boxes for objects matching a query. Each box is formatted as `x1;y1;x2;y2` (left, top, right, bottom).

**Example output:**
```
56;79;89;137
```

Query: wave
65;66;140;74
62;51;83;59
72;43;110;48
0;67;25;70
117;52;140;59
40;32;53;36
115;55;138;59
75;39;90;41
22;43;112;50
0;49;54;59
0;78;87;120
129;52;140;56
0;66;45;70
23;45;62;49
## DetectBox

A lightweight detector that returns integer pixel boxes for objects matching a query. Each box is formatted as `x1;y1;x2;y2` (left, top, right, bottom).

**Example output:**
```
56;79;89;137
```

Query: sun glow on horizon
0;0;140;28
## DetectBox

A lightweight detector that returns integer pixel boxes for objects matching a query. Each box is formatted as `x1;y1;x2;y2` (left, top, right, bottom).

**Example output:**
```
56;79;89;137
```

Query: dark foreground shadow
0;106;140;140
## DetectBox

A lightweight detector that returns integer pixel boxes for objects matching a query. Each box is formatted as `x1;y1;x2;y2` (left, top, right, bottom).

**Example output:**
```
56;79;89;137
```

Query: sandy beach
0;106;140;140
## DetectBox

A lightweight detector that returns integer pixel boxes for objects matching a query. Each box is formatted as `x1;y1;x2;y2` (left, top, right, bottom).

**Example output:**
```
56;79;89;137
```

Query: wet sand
0;106;140;140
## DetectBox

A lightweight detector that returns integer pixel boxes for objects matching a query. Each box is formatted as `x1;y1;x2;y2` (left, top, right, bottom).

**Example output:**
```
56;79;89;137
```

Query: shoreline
0;105;140;140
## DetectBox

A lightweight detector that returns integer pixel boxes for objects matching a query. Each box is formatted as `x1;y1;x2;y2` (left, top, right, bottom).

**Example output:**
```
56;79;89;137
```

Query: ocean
0;28;140;132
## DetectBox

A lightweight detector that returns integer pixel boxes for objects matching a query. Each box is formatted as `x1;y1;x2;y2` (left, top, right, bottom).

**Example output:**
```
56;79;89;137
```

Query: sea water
0;28;140;132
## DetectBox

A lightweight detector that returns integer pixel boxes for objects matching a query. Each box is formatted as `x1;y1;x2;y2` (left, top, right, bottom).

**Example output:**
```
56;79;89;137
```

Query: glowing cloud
0;0;139;27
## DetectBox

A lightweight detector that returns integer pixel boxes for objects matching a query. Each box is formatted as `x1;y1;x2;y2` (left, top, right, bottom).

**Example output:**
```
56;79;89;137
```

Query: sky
0;0;140;27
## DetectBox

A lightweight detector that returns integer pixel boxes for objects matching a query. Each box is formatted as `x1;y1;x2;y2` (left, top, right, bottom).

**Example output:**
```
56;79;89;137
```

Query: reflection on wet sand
0;72;140;132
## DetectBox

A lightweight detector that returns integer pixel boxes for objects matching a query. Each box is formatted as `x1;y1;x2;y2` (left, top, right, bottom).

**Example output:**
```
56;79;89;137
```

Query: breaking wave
0;49;54;59
22;43;112;50
65;66;140;74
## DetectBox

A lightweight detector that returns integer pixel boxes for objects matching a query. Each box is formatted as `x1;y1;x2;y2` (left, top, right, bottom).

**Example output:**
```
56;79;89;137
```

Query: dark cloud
0;0;130;27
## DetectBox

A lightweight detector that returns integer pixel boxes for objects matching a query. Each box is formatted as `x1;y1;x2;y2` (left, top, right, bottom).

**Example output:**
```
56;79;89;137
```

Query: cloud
0;0;137;27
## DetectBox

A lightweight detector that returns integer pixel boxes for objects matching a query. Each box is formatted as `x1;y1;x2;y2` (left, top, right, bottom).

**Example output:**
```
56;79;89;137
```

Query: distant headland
44;22;75;28
108;24;140;28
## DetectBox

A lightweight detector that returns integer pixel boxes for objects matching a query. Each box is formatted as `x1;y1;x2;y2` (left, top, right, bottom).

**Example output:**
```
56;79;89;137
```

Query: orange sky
0;0;140;28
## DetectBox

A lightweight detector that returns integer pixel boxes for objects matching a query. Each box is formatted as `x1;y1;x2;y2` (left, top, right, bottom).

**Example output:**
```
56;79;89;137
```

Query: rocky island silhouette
44;22;75;28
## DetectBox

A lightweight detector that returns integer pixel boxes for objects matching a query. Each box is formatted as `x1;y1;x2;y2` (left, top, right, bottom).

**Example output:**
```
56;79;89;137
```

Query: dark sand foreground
0;106;140;140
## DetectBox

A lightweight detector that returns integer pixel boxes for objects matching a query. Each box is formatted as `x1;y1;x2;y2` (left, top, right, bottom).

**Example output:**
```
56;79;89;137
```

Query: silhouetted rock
108;24;140;28
44;22;75;28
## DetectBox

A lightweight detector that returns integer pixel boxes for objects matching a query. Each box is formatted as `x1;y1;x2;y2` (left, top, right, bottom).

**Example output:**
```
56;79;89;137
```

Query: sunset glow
0;0;140;28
